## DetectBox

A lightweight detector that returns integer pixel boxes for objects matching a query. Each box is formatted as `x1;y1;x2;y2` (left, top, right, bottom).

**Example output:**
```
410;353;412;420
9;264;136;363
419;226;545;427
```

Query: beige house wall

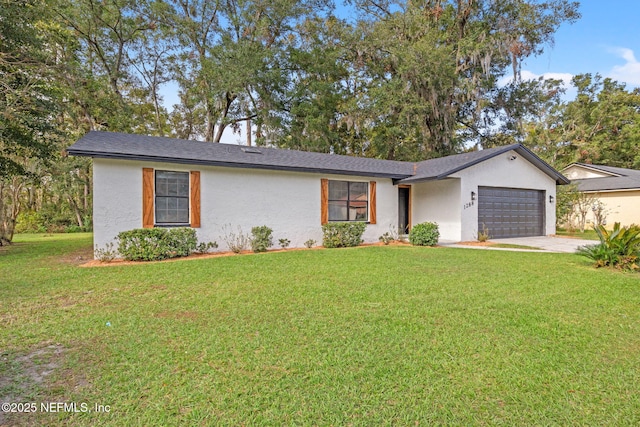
563;165;613;180
586;190;640;228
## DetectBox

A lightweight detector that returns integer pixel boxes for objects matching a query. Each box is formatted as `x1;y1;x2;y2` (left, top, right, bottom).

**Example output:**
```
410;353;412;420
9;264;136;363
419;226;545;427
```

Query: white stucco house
562;163;640;227
67;131;569;255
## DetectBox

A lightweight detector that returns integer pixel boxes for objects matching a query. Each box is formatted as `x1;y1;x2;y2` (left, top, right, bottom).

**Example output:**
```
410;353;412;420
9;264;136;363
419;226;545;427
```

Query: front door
398;186;411;234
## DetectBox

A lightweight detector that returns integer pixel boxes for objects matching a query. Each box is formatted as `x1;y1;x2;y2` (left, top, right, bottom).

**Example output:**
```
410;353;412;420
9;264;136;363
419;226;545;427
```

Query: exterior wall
411;179;462;242
92;158;399;254
584;190;640;228
93;159;143;250
451;151;558;241
563;165;613;180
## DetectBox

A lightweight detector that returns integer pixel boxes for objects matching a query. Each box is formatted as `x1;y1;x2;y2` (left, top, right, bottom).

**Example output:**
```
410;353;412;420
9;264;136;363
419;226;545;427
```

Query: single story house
562;163;640;227
67;131;569;254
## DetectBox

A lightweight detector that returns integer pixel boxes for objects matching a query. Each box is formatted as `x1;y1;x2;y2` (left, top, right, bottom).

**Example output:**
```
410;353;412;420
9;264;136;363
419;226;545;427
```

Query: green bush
577;223;640;271
94;242;118;262
251;226;274;253
15;211;47;233
409;222;440;246
195;241;218;254
278;238;291;249
66;224;92;233
379;232;394;245
322;222;366;248
117;227;198;261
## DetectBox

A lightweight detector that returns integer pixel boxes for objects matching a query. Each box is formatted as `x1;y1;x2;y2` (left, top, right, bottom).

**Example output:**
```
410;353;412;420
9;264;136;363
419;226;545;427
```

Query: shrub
117;227;198;261
251;226;274;253
94;242;118;262
15;211;46;233
379;232;394;245
278;238;291;249
409;222;440;246
221;225;250;254
379;226;399;245
577;223;640;271
66;224;92;233
322;222;367;248
304;239;316;248
195;241;218;254
477;223;491;242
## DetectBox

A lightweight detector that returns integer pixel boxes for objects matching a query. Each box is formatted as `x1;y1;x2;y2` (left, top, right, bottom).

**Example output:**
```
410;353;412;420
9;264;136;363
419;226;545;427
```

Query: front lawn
556;228;599;240
1;234;639;425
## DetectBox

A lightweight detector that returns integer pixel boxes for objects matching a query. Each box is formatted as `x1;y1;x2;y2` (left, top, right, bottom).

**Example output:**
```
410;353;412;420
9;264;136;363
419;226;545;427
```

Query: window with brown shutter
369;181;377;224
142;168;155;228
321;179;376;223
142;168;201;228
190;171;201;228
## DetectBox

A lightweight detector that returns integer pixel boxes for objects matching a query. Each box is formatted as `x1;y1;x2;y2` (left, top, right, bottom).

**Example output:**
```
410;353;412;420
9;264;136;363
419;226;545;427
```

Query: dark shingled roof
401;143;569;184
567;163;640;191
67;131;569;184
67;131;413;179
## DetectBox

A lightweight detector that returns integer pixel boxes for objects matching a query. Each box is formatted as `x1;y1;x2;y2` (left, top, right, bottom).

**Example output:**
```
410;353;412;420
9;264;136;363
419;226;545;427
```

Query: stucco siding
93;159;143;250
92;158;398;254
451;151;557;241
563;165;612;180
585;190;640;228
411;179;462;242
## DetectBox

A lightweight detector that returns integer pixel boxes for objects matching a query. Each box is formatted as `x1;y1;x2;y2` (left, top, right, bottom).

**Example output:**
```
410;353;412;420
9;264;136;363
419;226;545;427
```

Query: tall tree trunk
246;117;252;146
0;180;7;245
67;194;84;227
0;178;23;245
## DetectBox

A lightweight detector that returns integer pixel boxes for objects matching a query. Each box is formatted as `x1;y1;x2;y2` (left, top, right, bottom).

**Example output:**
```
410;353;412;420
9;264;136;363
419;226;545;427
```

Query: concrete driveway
446;236;598;253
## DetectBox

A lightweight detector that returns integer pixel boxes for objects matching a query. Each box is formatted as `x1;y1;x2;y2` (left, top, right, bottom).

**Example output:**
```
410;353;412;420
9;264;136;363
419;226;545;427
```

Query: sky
517;1;640;89
167;1;640;144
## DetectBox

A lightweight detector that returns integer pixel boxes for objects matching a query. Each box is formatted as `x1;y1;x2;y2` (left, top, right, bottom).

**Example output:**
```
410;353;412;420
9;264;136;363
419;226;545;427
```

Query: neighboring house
67;131;569;255
562;163;640;227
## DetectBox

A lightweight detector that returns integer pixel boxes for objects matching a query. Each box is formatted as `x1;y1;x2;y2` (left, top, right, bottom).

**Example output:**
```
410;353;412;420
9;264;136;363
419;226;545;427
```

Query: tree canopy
6;0;640;243
525;74;640;169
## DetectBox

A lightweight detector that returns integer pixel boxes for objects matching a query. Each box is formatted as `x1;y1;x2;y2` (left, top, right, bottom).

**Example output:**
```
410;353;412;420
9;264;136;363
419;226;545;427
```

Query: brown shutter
142;168;155;228
190;171;201;228
369;181;377;224
320;179;328;225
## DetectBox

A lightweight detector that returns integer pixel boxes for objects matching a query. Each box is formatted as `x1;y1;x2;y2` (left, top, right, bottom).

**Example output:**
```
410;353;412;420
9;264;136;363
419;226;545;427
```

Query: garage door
478;187;545;238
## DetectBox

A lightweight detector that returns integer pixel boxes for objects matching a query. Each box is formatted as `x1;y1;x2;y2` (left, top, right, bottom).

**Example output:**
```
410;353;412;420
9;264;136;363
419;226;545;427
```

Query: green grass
556;228;599;240
2;234;640;426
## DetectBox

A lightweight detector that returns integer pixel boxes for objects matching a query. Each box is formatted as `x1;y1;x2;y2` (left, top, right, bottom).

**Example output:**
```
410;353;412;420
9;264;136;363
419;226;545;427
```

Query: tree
0;0;60;244
271;15;361;154
334;0;579;160
525;74;640;169
160;0;332;143
52;0;170;134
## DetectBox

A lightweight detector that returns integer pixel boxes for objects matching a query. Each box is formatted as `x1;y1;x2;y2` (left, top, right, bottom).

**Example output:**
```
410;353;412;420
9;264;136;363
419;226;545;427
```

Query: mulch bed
80;240;415;268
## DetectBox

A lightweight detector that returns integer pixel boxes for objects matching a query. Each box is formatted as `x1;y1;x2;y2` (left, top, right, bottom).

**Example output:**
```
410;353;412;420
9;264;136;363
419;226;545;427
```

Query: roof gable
563;163;640;192
562;163;620;180
66;131;569;184
397;144;569;185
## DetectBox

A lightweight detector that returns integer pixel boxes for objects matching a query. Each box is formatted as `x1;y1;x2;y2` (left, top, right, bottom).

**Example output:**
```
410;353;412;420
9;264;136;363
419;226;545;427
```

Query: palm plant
577;223;640;270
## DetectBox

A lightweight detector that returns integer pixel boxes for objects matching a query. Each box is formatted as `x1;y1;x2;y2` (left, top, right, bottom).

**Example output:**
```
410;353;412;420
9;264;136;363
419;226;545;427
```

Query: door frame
398;185;412;234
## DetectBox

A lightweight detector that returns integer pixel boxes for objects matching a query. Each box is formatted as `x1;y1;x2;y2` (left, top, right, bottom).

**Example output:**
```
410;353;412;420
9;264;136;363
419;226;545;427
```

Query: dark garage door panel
478;187;545;238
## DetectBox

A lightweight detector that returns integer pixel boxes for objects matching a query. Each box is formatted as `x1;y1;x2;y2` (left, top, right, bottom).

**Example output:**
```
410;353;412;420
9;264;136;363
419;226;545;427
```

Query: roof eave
401;144;570;185
513;145;571;185
562;162;622;177
69;149;410;179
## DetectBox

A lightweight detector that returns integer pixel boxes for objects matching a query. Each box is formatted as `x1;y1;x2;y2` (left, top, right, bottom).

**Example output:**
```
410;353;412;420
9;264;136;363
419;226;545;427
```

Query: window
328;180;369;221
155;171;189;224
142;168;200;228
